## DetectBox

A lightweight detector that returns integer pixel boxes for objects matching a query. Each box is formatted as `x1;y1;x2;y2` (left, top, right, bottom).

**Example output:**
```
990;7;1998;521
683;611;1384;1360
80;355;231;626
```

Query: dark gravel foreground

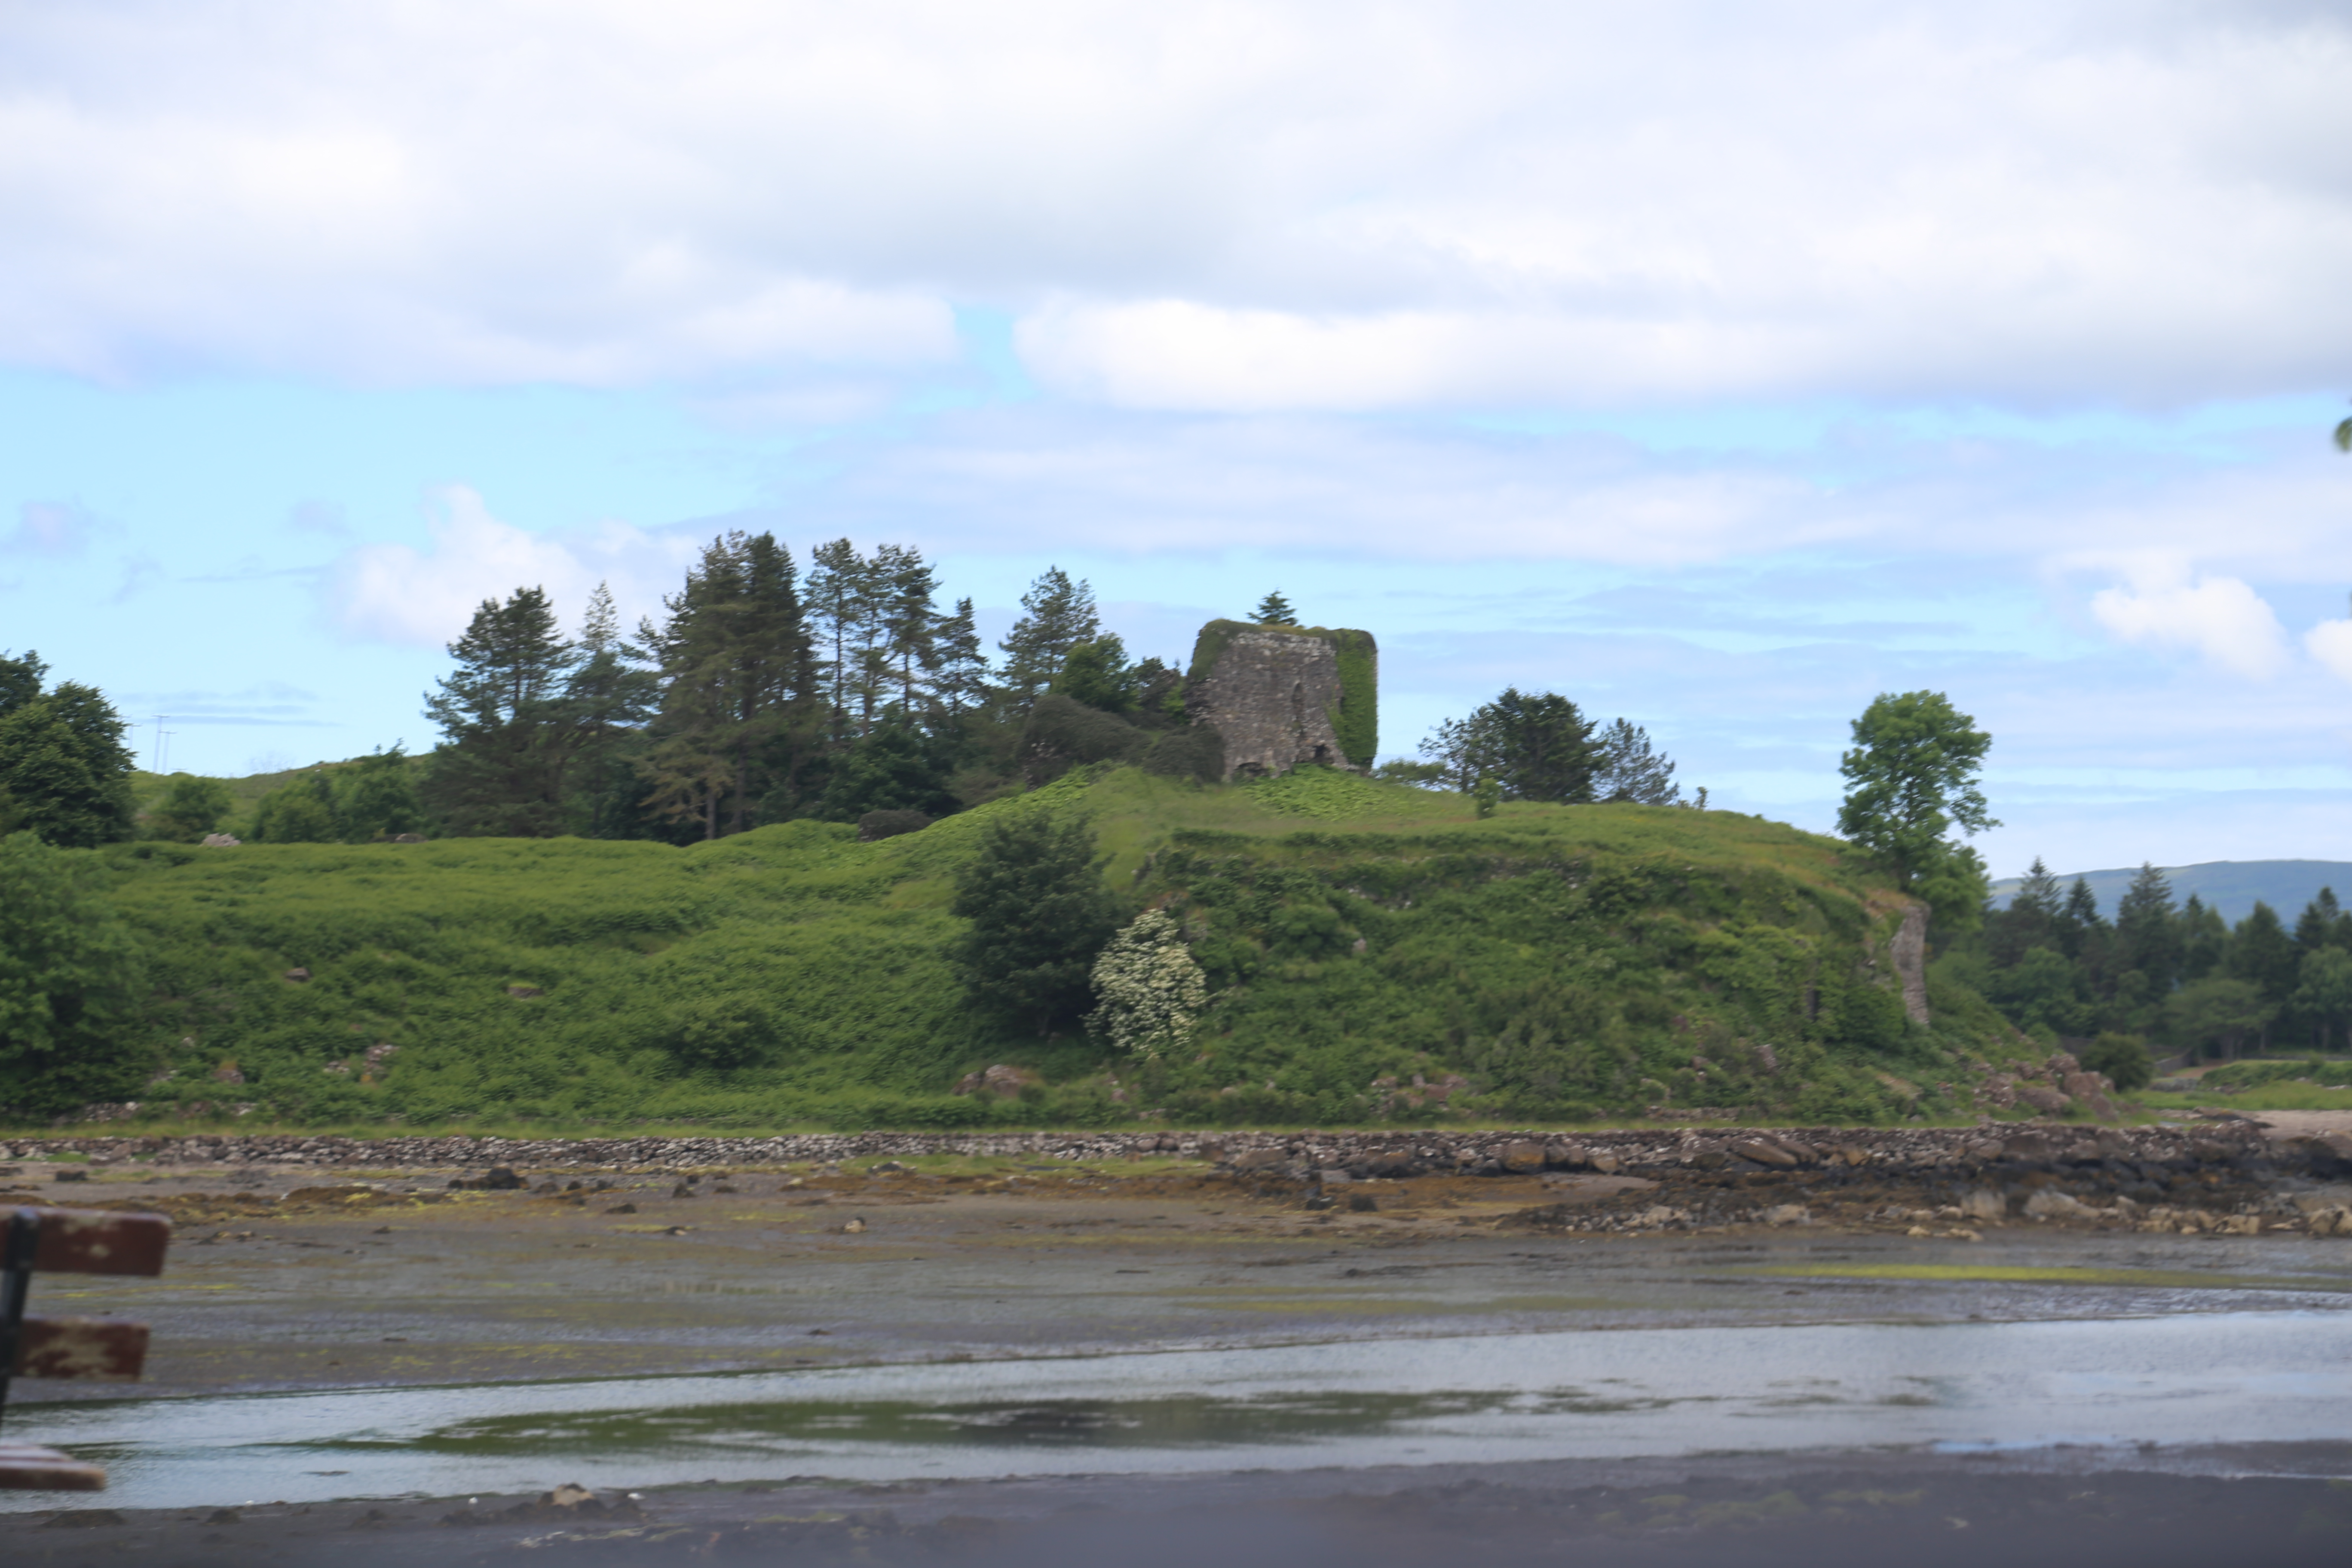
14;1447;2352;1568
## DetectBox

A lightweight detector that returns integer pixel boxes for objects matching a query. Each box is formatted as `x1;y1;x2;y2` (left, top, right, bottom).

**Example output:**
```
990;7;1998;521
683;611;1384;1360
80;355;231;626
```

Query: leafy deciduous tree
251;770;339;842
334;747;425;841
141;773;234;842
0;830;148;1113
2165;975;2272;1060
1835;690;1997;931
0;651;138;848
1053;635;1138;715
2294;946;2352;1054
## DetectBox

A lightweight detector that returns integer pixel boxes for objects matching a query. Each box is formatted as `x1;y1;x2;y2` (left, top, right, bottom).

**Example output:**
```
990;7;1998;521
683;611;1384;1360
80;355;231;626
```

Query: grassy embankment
49;766;2047;1134
2139;1056;2352;1114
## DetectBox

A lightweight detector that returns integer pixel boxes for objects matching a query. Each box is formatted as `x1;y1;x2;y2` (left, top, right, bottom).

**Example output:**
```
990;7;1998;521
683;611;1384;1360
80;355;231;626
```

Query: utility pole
150;715;168;773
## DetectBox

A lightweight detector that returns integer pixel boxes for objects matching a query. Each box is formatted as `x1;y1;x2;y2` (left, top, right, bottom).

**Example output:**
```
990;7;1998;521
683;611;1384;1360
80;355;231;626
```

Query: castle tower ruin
1183;620;1378;781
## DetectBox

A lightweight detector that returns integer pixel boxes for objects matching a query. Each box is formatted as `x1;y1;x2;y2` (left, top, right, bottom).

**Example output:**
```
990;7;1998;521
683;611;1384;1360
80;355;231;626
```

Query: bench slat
0;1443;107;1491
15;1207;172;1277
11;1316;150;1380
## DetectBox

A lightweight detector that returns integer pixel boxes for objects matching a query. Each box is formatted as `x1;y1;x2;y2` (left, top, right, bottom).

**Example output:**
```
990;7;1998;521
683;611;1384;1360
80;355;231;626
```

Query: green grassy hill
69;766;2023;1132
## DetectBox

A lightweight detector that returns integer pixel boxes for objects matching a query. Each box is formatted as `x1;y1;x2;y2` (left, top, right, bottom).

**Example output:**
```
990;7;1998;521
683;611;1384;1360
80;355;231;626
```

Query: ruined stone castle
1183;619;1378;781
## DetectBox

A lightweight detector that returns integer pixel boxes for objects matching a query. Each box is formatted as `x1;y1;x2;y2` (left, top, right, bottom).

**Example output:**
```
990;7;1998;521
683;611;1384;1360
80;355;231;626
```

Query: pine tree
1592;718;1680;804
877;545;941;718
932;597;992;717
1421;689;1599;803
420;586;578;836
2228;900;2298;1050
563;582;662;837
806;539;882;743
949;810;1120;1035
1251;591;1295;625
998;568;1100;710
641;532;816;837
2179;893;2228;983
2115;863;2181;992
2294;888;2344;954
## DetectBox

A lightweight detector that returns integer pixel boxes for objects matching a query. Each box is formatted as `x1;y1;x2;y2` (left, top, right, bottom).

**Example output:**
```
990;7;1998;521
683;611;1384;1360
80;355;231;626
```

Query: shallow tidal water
14;1309;2352;1511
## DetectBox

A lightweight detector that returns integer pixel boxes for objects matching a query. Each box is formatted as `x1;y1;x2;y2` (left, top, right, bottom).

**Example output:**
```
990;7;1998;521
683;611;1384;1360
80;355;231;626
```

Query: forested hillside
1942;858;2352;1060
10;767;2028;1130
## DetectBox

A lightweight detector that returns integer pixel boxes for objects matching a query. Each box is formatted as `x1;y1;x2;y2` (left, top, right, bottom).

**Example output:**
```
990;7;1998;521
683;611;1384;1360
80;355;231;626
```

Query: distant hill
1989;860;2352;925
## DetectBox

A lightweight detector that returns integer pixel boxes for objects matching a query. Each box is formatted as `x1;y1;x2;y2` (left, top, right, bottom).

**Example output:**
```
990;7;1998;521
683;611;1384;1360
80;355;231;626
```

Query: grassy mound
69;768;2017;1131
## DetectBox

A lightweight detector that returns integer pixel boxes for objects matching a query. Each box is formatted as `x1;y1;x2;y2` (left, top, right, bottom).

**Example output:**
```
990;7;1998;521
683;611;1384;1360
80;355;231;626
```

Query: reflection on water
12;1311;2352;1511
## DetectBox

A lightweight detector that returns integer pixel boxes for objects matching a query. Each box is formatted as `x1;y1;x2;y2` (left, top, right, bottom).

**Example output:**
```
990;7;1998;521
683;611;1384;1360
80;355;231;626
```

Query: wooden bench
0;1205;173;1491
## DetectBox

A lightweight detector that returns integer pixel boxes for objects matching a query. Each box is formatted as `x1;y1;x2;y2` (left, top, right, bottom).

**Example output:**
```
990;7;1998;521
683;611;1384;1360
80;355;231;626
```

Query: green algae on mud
1730;1261;2352;1292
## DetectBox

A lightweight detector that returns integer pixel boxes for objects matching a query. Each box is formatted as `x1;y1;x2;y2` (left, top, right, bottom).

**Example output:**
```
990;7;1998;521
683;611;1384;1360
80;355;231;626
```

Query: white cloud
772;402;2352;580
2088;566;2291;678
327;487;694;646
0;2;2347;403
2305;618;2352;685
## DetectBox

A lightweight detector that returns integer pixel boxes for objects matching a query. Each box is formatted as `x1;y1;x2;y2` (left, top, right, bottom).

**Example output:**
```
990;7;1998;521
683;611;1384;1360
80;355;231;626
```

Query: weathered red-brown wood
11;1317;149;1381
21;1208;172;1277
0;1443;106;1491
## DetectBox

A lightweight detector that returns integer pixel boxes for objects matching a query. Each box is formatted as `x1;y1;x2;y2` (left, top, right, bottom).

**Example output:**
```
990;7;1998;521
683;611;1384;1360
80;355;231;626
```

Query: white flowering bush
1086;909;1209;1059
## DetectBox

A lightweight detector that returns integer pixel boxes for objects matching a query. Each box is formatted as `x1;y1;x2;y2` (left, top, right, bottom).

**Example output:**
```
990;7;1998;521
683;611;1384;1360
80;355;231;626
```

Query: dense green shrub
1019;695;1150;783
1143;725;1223;784
2079;1030;2155;1091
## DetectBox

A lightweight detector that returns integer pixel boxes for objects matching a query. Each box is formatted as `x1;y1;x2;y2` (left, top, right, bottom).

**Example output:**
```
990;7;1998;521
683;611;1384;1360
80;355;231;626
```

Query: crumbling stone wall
1185;623;1372;781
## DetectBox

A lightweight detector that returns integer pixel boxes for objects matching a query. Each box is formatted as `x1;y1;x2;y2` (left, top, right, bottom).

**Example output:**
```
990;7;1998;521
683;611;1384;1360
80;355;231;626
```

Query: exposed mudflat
4;1148;2349;1401
5;1145;2352;1565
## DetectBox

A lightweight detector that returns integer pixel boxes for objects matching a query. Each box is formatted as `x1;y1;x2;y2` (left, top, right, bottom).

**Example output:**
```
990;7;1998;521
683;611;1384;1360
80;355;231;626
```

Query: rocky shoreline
0;1116;2318;1176
15;1117;2352;1243
5;1115;2345;1187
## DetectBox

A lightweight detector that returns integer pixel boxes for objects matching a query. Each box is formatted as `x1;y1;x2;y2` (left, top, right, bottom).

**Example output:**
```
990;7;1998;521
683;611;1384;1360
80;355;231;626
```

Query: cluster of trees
1953;863;2352;1062
417;537;1173;842
1396;687;1687;807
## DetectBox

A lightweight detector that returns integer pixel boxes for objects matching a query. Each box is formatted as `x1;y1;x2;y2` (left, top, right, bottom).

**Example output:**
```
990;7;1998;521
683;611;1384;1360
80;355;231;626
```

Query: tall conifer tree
998;567;1100;710
641;532;816;837
421;587;578;836
933;597;992;717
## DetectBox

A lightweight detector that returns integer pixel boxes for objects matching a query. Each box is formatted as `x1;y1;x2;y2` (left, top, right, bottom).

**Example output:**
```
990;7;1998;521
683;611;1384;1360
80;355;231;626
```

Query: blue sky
4;1;2352;877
